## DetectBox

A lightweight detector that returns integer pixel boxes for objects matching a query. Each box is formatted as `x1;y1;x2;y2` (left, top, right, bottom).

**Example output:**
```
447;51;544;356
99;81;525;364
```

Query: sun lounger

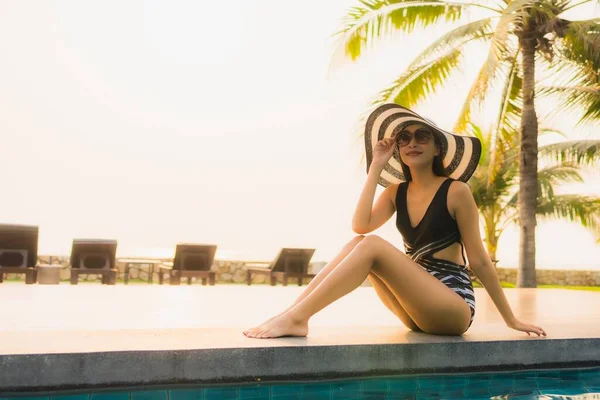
159;244;217;285
244;248;316;286
0;224;38;284
69;239;118;284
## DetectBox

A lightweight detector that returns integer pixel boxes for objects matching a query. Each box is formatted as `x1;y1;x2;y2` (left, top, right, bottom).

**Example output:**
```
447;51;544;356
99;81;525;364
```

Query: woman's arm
352;135;399;235
449;181;547;337
351;166;396;234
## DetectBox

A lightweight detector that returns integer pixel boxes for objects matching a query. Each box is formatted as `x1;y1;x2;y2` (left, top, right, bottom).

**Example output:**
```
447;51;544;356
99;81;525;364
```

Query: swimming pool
4;367;600;399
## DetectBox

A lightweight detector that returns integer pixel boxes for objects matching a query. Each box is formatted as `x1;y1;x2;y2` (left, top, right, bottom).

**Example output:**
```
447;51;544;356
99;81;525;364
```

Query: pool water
6;367;600;399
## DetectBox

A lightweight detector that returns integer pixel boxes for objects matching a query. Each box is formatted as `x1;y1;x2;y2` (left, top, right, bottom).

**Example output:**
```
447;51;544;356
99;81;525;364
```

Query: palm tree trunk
483;215;498;262
517;25;538;288
486;236;498;264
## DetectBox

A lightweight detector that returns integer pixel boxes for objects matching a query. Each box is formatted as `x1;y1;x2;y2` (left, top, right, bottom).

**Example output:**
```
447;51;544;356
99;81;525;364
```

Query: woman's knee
355;235;386;254
345;235;366;249
361;234;385;245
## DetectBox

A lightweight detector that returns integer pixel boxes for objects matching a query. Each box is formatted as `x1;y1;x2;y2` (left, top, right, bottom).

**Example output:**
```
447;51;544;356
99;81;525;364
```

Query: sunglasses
395;128;434;147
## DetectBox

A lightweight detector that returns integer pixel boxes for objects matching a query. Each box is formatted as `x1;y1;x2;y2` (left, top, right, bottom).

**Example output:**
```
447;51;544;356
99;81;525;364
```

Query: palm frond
370;47;462;107
485;55;522;184
539;127;566;137
469;124;518;211
558;18;600;72
332;1;476;63
538;164;584;199
538;85;600;125
453;1;534;132
505;164;584;208
538;139;600;166
536;194;600;240
486;0;534;69
563;0;597;12
408;17;496;69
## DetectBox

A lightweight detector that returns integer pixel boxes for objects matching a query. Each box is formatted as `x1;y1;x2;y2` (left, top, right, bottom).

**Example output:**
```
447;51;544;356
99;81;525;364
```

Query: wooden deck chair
160;244;217;285
69;239;118;285
0;224;38;284
244;248;316;286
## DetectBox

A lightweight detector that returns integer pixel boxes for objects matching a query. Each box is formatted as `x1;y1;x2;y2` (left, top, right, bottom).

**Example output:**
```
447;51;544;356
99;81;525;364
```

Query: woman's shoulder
447;178;470;193
447;179;473;212
383;182;402;203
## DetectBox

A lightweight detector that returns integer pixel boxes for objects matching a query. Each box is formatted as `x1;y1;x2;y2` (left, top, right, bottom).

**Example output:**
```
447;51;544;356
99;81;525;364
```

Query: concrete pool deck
0;284;599;392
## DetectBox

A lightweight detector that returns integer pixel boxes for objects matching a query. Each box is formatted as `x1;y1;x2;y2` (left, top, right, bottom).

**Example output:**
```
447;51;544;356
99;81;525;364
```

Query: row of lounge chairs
0;224;317;286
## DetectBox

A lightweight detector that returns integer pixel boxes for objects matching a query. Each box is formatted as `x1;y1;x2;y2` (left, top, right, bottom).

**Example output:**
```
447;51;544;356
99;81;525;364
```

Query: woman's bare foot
243;314;309;339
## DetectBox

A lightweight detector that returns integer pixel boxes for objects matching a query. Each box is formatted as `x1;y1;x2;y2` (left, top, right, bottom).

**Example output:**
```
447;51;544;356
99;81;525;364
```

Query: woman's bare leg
249;236;368;329
244;235;472;338
273;236;366;315
368;272;421;331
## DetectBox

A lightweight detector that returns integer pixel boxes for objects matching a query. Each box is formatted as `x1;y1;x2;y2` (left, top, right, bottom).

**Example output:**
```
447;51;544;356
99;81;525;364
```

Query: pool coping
2;337;600;394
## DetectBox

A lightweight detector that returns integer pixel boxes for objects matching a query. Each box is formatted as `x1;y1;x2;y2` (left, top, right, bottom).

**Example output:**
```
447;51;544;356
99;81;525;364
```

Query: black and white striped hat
364;103;482;186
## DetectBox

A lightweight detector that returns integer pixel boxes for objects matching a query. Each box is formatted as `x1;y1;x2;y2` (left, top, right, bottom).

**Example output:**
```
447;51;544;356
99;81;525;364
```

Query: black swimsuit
396;178;476;327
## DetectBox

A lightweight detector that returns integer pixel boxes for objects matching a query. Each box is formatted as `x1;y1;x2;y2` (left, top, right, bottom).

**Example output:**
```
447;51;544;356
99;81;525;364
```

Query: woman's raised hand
372;135;397;169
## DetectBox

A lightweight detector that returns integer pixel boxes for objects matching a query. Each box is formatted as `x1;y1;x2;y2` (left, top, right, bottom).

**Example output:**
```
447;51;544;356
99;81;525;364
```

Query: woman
244;104;547;339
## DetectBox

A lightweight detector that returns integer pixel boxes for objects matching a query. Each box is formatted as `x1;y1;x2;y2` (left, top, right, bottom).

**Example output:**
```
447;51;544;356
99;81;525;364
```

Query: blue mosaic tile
331;381;362;394
541;378;584;389
463;387;490;397
577;368;600;378
534;377;567;390
461;398;492;400
272;394;302;400
556;373;582;381
358;395;386;400
437;388;465;399
505;390;541;399
515;371;540;378
441;377;469;388
302;396;330;400
388;379;418;392
538;388;587;396
168;389;203;400
582;376;600;386
302;383;331;394
414;394;440;400
361;379;388;394
488;386;512;397
300;393;330;400
513;377;539;390
558;369;581;378
414;388;442;398
536;370;562;378
385;395;416;400
489;374;515;384
51;396;89;400
238;386;269;399
416;378;443;390
271;384;304;396
91;393;129;400
466;373;491;381
330;394;361;400
203;388;238;400
465;379;494;390
131;392;167;400
9;397;51;400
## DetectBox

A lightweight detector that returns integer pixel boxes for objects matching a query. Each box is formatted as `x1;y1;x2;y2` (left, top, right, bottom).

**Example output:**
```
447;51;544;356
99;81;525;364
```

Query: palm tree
470;124;600;263
470;61;600;262
333;0;600;287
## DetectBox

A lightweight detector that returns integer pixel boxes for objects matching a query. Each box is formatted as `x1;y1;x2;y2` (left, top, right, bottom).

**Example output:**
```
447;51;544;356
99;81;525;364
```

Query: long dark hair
398;131;447;181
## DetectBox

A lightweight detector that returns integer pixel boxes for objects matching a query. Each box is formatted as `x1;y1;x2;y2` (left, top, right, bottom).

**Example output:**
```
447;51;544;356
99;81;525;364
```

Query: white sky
1;0;599;269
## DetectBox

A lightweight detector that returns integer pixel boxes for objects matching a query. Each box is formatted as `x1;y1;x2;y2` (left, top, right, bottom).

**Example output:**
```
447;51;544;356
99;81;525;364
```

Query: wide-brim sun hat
364;103;482;186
